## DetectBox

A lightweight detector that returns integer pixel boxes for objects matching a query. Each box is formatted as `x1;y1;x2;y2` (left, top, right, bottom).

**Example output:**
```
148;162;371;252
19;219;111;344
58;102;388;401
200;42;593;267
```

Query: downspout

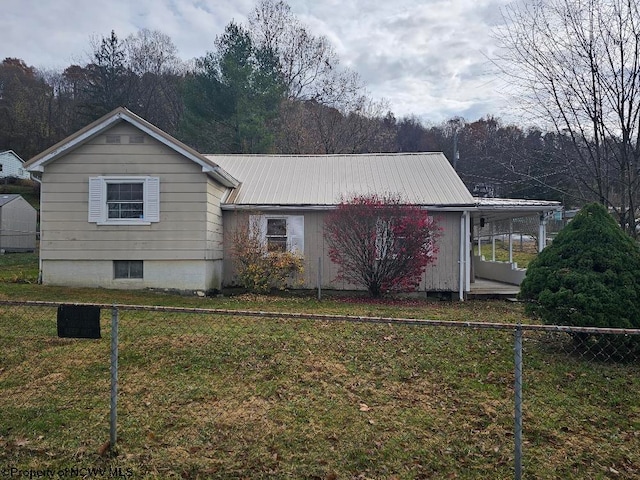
459;211;471;301
459;212;465;301
465;212;471;292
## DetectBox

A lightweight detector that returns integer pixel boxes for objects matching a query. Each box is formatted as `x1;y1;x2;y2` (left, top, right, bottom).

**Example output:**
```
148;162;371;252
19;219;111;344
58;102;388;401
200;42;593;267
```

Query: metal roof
475;198;562;208
473;197;562;224
208;152;475;208
0;194;21;207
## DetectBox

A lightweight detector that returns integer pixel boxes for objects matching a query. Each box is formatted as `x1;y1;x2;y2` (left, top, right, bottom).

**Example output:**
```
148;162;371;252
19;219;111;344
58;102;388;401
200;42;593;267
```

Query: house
25;107;561;298
0;150;31;181
0;194;37;253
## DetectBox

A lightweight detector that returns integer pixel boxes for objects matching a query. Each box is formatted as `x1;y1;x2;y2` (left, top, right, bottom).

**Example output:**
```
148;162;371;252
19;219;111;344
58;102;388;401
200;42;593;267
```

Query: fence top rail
2;299;639;336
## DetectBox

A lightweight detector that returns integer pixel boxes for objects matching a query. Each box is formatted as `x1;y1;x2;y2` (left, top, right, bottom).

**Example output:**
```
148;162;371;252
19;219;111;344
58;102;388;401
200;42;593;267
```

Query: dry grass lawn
1;292;639;479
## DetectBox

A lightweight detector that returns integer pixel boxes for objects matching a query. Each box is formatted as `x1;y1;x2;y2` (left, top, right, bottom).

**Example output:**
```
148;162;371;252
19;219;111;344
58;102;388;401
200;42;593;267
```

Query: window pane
267;219;287;236
106;182;144;219
114;261;129;278
107;184;121;201
120;203;144;218
107;183;144;201
114;260;143;279
267;238;287;252
129;183;144;200
129;261;143;278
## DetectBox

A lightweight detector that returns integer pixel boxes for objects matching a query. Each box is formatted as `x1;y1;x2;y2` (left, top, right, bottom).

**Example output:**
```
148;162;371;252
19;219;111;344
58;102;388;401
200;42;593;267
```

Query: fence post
110;305;119;448
514;325;523;480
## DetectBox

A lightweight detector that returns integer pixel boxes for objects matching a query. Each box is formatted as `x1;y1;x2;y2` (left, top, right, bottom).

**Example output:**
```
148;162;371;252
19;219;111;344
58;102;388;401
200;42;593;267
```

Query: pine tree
519;203;640;329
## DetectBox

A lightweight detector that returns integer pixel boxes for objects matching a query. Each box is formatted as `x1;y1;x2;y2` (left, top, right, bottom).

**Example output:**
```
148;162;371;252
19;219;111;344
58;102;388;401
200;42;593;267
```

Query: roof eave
25;107;240;188
220;203;477;211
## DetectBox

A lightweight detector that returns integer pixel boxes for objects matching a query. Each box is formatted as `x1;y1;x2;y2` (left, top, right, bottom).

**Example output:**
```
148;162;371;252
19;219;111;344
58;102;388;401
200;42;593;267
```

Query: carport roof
473;197;562;224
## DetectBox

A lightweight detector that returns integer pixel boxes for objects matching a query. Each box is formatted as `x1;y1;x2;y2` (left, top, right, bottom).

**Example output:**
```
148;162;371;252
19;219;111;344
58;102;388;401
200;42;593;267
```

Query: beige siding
421;212;462;291
205;178;226;260
39;122;225;273
222;210;462;293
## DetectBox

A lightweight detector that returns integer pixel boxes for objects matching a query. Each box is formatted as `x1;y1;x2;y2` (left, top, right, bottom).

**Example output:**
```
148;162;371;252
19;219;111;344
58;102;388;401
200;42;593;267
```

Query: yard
0;253;639;479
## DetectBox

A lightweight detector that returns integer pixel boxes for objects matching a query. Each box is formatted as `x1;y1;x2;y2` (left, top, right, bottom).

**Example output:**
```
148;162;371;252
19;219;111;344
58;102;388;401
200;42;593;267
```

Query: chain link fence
1;299;639;479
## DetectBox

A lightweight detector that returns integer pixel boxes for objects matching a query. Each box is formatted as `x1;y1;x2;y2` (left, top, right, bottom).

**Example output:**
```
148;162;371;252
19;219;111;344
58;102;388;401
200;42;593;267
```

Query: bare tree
248;0;363;109
124;29;184;133
248;0;393;154
495;0;640;236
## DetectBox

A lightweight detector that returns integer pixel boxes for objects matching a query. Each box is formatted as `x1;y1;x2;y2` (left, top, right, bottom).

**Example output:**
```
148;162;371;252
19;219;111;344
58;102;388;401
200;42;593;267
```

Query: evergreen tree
519;203;640;330
180;22;285;153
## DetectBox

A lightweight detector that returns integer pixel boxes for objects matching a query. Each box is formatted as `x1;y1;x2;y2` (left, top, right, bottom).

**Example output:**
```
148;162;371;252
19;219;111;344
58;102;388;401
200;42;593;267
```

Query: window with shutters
250;215;304;255
88;176;160;225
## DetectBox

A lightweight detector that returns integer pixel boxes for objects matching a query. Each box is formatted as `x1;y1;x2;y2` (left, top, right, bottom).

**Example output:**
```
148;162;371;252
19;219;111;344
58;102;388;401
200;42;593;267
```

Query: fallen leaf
359;403;371;412
97;441;110;457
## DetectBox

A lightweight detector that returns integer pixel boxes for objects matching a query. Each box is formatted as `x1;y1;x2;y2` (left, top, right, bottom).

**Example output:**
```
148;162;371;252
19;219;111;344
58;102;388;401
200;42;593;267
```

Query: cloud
0;0;513;124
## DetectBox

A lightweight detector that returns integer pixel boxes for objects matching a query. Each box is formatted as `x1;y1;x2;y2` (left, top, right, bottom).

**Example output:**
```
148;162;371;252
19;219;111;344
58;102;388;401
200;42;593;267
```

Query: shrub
230;216;303;293
324;193;440;298
519;202;640;330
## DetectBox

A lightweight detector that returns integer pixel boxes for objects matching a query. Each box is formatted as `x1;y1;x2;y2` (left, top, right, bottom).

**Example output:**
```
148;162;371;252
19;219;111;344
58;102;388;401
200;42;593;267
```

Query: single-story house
25;107;560;299
0;194;37;253
0;150;31;181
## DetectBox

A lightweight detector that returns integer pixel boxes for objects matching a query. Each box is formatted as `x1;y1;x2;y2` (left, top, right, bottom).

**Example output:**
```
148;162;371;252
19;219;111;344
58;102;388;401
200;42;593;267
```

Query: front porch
465;197;564;299
468;278;520;299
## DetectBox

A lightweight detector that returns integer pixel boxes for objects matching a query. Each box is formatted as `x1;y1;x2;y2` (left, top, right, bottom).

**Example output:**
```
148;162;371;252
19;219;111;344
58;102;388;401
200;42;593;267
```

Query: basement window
114;260;143;279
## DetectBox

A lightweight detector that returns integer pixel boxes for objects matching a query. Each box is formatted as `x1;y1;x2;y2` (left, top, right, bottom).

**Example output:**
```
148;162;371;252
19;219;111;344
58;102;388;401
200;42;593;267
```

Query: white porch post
538;213;547;252
509;218;513;264
459;211;471;301
465;212;471;292
459;212;466;301
491;222;496;262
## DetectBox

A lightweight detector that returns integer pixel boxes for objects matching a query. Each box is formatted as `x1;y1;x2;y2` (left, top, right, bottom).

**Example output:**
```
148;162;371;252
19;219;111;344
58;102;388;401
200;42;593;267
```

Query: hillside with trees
2;0;638;236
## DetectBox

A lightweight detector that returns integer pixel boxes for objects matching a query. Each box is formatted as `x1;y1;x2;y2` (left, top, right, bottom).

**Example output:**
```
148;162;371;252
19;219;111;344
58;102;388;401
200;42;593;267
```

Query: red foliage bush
324;194;441;297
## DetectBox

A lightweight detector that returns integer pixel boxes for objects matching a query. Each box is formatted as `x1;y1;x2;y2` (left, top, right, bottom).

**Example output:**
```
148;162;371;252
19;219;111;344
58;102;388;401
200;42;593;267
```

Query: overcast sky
2;0;514;124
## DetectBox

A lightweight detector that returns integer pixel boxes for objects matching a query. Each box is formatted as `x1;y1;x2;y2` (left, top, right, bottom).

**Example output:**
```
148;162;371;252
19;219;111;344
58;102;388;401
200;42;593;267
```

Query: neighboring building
0;151;31;181
0;194;37;253
25;107;560;298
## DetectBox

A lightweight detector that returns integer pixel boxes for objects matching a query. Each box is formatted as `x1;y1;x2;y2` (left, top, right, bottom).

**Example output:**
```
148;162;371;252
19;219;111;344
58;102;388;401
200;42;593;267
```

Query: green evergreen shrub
519;203;640;330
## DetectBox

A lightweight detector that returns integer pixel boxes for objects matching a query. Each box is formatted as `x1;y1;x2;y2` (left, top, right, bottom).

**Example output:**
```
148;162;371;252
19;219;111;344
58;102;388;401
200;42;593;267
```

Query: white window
250;215;304;254
114;260;143;279
88;176;160;225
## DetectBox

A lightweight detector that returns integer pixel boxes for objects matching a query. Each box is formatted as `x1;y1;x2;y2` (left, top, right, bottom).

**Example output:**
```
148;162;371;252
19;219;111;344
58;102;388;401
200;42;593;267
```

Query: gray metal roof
473;197;562;224
475;197;562;209
207;152;475;208
0;194;21;207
